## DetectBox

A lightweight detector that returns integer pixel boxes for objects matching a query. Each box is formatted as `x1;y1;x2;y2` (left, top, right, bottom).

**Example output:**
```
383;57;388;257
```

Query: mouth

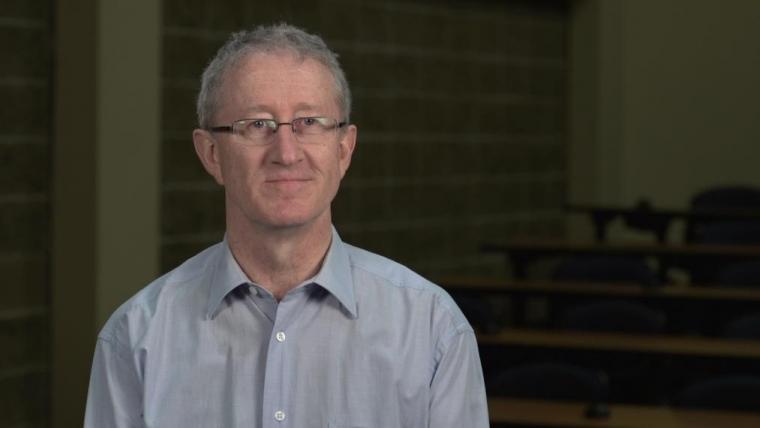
265;178;312;192
265;177;312;183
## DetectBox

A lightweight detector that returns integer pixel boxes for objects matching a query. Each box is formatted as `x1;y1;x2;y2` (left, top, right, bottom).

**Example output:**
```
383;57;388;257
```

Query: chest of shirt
138;288;436;427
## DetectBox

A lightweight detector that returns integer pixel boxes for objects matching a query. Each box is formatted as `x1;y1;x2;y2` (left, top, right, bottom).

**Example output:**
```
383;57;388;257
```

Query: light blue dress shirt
85;228;489;427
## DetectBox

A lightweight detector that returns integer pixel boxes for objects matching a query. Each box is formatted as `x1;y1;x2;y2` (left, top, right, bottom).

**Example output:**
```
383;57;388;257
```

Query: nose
268;124;303;165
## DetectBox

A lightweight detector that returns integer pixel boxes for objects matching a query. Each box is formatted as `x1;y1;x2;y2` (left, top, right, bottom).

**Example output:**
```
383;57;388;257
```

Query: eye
251;119;269;129
300;117;331;130
236;119;274;139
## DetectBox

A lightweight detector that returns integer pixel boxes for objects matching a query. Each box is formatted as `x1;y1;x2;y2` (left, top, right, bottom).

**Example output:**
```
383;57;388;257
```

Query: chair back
686;185;760;243
675;375;760;412
723;312;760;340
552;256;658;286
558;300;667;334
717;260;760;287
489;362;609;402
691;186;760;210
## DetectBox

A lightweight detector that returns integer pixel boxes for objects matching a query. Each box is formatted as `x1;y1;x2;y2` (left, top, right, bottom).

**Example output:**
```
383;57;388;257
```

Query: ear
337;124;357;179
192;129;225;185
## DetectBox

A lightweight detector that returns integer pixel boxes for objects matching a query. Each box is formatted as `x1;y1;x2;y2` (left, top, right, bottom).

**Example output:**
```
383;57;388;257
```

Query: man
85;23;489;427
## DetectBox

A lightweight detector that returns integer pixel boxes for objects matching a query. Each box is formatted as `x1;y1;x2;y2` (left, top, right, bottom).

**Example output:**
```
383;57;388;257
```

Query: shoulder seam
96;334;134;358
352;260;472;332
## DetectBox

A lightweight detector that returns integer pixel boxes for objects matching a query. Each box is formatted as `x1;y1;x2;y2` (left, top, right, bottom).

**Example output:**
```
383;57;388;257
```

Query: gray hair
196;23;352;129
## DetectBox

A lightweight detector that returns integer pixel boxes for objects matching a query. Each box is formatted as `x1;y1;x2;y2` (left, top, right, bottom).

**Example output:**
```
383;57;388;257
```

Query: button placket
262;288;312;427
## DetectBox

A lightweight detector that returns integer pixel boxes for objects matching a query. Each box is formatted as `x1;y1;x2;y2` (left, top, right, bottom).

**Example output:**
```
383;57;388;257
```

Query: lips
265;177;312;184
264;177;312;192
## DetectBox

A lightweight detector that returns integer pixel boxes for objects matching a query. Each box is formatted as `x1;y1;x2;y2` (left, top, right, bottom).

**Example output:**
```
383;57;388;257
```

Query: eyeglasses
207;117;347;145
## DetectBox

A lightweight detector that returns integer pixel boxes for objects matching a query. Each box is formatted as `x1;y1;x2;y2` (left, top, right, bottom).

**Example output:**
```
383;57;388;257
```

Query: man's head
192;24;357;232
196;23;352;129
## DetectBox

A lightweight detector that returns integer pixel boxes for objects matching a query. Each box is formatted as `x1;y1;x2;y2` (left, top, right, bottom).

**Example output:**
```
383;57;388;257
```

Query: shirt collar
206;237;251;319
310;227;357;318
206;227;357;319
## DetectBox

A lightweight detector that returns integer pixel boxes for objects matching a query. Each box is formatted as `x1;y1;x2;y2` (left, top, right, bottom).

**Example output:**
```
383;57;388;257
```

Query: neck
226;215;333;301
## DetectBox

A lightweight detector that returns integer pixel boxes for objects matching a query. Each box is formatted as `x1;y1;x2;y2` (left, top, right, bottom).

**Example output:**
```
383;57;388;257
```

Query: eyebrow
240;102;323;117
292;102;319;112
240;105;272;116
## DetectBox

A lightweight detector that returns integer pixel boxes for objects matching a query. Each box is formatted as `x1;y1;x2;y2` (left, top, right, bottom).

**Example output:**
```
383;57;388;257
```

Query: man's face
193;52;356;231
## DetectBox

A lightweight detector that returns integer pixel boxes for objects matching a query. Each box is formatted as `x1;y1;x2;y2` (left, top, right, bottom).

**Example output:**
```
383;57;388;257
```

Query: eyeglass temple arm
208;126;233;133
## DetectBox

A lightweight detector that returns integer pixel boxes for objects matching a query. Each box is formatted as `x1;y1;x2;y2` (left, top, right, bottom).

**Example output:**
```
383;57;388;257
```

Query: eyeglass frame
206;116;348;144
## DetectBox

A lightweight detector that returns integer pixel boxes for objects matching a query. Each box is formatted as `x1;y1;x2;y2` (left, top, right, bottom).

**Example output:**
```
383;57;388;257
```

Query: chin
232;193;332;231
255;207;329;230
262;217;312;230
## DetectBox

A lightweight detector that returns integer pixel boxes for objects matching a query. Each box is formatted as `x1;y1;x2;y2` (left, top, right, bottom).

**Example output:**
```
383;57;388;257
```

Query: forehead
234;50;330;80
220;51;339;112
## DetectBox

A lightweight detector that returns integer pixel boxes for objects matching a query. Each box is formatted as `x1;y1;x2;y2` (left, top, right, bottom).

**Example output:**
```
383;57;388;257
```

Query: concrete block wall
0;0;566;424
161;0;568;277
0;0;52;426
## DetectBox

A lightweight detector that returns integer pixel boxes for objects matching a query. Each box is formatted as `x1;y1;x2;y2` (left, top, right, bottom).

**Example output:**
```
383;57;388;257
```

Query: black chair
489;362;609;402
451;294;504;334
687;221;760;284
684;186;760;283
691;186;760;209
558;300;667;334
723;312;760;340
554;300;669;402
686;185;760;243
674;375;760;412
698;220;760;246
716;260;760;287
552;255;659;286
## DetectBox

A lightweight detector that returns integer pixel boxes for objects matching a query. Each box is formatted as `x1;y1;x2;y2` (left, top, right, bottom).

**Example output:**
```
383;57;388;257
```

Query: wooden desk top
567;203;760;222
482;239;760;258
566;202;760;243
438;276;760;302
488;397;760;428
477;328;760;358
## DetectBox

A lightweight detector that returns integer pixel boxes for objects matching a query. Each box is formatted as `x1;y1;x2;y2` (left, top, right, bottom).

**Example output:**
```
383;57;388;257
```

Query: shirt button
275;331;286;342
274;410;286;421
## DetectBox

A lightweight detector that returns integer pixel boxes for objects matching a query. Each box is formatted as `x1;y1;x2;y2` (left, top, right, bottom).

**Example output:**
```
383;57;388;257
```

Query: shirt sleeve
84;337;144;428
428;329;490;428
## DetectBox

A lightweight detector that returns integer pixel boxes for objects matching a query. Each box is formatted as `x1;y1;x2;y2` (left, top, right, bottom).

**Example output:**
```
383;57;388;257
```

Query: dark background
3;0;760;426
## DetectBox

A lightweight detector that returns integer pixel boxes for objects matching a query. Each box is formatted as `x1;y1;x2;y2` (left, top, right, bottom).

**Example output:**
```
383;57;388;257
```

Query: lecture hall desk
481;239;760;278
439;276;760;330
477;328;760;359
488;397;760;428
438;276;760;302
565;202;760;243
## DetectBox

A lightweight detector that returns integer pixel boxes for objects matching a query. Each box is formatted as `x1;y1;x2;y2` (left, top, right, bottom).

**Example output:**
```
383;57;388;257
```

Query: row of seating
564;185;760;283
687;185;760;244
554;299;760;339
665;185;760;284
459;294;760;338
553;255;760;287
569;185;760;244
474;185;760;414
488;362;760;413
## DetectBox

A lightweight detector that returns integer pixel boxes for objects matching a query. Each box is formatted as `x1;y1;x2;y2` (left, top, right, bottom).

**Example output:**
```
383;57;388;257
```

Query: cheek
219;148;260;183
325;153;346;183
